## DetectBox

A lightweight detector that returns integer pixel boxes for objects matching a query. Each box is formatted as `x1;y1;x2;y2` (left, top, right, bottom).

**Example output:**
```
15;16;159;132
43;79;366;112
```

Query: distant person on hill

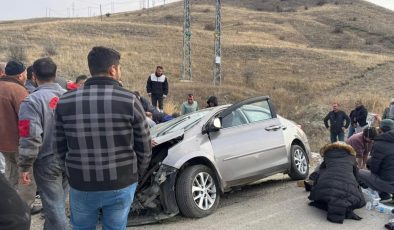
67;75;88;90
350;100;368;134
382;98;394;120
0;62;6;77
206;96;218;108
346;127;377;169
146;66;168;112
324;102;350;143
359;119;394;202
181;94;199;115
24;66;37;94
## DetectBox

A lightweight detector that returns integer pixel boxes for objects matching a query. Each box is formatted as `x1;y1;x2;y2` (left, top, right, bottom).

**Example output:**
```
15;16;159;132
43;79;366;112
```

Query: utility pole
181;0;192;81
100;4;103;21
213;0;222;86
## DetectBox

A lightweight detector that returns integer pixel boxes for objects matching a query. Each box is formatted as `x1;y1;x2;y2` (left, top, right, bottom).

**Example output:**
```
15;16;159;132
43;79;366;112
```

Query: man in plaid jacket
55;46;152;230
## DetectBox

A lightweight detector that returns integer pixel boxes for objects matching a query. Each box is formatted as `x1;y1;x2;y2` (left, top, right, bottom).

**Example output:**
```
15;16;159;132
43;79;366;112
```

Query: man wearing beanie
359;119;394;202
0;60;37;210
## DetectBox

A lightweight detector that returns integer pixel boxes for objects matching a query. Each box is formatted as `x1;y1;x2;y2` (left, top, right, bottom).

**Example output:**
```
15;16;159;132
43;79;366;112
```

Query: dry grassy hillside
1;0;394;150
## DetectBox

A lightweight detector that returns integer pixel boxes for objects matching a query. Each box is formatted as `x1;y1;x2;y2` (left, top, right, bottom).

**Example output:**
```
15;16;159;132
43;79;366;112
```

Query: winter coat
309;142;365;223
324;110;350;134
146;74;168;97
0;77;29;152
18;83;66;172
367;130;394;183
352;105;368;127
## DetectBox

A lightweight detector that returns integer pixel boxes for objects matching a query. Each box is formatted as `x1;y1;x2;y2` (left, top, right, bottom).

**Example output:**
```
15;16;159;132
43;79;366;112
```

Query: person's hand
146;111;152;118
342;127;346;132
151;139;158;148
20;172;31;185
148;93;151;97
163;95;167;99
373;114;382;123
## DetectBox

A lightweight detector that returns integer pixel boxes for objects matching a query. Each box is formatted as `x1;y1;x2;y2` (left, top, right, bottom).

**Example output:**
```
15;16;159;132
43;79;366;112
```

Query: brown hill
1;0;393;150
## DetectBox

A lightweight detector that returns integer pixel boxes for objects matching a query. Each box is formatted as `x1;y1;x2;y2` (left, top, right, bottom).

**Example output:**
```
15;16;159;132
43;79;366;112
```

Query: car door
208;96;287;186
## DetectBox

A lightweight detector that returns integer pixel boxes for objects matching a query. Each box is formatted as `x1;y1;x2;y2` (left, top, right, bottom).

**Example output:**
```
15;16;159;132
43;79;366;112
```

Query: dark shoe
380;192;392;202
30;205;43;215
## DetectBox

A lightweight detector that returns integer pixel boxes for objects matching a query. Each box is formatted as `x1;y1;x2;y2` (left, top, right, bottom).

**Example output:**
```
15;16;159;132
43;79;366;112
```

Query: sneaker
30;205;43;215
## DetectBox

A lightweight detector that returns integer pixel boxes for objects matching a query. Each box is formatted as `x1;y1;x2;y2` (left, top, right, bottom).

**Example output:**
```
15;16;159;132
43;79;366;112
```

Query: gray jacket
18;83;66;172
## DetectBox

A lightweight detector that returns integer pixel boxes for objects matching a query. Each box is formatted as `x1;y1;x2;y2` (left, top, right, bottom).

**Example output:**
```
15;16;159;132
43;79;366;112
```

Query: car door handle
265;125;282;131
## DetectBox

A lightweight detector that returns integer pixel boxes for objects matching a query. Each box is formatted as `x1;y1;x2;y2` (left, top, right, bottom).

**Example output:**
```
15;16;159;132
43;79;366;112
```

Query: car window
151;109;211;137
222;108;248;128
241;100;272;123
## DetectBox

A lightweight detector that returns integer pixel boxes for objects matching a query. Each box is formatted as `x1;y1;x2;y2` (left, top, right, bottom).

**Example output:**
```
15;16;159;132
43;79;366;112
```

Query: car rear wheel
288;145;309;180
175;165;220;218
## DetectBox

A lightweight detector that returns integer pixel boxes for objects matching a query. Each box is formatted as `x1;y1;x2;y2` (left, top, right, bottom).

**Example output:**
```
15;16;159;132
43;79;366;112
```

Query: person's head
332;102;340;112
0;62;6;77
75;75;88;86
207;96;218;107
155;66;164;77
26;66;34;80
355;100;362;108
5;60;27;84
379;119;394;133
87;46;121;81
363;127;377;143
32;58;57;84
187;93;194;104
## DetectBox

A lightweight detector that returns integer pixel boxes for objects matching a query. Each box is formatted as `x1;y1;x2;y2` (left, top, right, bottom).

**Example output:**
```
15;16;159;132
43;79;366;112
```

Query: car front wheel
288;144;309;180
175;165;220;218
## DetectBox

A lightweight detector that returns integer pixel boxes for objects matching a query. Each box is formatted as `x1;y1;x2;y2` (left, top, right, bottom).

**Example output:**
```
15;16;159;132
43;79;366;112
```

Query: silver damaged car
128;96;311;225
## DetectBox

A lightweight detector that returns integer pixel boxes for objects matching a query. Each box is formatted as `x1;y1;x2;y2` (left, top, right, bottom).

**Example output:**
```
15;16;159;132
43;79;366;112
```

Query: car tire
288;145;309;180
175;165;220;218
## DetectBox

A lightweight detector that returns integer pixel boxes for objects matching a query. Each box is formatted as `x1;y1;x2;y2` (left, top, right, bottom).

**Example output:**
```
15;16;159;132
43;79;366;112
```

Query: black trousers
151;95;164;110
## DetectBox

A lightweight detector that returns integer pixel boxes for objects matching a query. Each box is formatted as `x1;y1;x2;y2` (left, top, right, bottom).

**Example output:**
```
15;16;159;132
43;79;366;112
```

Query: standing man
18;58;68;229
25;65;37;94
324;102;350;143
351;100;368;133
146;66;168;112
55;46;152;229
0;61;36;204
180;94;199;115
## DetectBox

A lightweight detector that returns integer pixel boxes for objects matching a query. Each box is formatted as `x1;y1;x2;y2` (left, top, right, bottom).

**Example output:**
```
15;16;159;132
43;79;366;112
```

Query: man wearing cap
0;60;38;212
359;119;394;201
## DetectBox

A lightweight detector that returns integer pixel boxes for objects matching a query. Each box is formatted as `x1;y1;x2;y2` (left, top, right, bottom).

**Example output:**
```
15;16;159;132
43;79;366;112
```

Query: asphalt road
130;174;390;230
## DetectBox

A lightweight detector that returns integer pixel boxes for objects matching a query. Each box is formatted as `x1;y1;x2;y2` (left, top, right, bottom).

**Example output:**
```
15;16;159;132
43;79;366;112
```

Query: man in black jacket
359;119;394;201
324;102;350;143
55;47;152;229
146;66;168;111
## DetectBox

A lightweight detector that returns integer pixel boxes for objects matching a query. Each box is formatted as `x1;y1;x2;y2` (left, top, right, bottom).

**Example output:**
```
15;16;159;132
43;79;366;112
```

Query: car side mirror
202;117;222;134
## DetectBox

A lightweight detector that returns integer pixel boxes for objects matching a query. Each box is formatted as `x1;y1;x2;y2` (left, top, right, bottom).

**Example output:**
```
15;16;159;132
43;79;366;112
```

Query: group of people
306;100;394;224
0;47;152;230
0;47;222;230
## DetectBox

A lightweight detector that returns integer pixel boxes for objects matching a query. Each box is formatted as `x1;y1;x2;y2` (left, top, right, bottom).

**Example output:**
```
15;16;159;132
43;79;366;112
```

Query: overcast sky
0;0;393;21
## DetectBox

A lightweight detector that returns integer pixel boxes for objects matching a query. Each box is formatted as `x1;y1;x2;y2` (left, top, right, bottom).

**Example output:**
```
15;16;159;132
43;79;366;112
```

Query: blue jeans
70;183;137;230
330;131;345;143
34;156;69;230
348;125;355;138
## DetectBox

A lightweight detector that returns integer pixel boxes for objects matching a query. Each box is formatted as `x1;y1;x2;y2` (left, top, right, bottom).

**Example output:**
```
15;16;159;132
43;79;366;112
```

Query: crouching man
18;58;69;229
308;142;365;224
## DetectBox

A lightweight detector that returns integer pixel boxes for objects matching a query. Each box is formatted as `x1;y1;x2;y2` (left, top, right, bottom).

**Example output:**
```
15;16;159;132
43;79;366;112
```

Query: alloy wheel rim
192;172;217;210
294;149;307;174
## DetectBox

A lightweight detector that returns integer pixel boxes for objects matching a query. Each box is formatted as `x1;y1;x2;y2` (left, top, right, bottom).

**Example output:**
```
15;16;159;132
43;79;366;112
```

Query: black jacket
352;105;368;127
324;110;350;134
146;74;168;97
309;143;365;223
367;130;394;183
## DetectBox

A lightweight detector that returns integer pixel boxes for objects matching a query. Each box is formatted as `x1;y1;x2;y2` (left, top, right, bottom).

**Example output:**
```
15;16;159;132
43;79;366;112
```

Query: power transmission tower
181;0;192;81
213;0;222;85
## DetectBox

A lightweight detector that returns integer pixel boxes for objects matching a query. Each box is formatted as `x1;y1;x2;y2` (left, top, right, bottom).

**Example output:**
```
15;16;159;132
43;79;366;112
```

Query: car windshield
150;109;212;137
